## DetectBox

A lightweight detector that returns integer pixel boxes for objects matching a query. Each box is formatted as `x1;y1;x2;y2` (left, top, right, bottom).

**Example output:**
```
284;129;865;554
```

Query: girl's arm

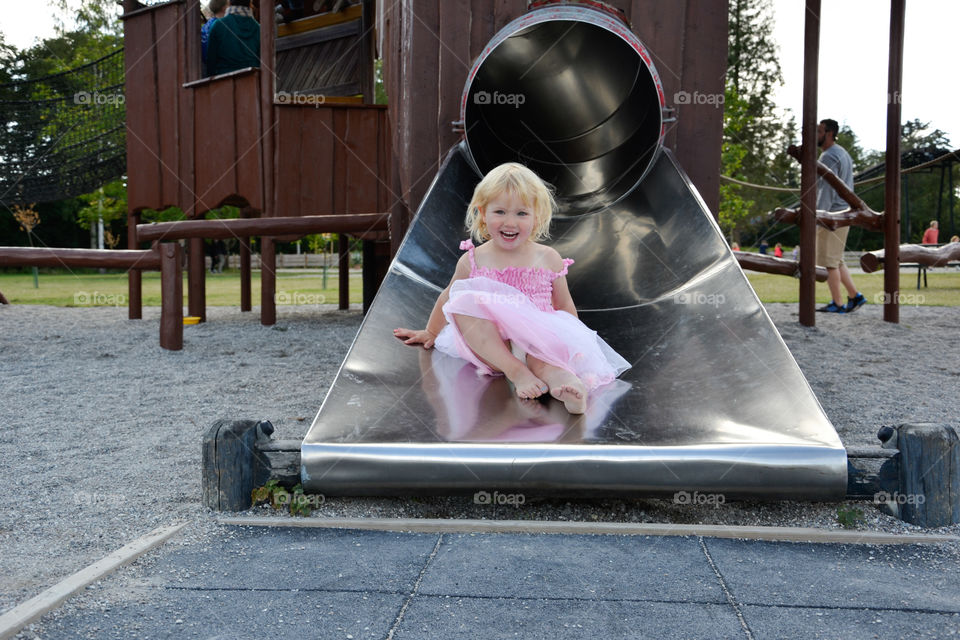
545;247;578;318
394;253;471;348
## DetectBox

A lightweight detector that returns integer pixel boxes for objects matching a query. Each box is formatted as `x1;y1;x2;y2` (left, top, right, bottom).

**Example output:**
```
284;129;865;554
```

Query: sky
1;1;957;154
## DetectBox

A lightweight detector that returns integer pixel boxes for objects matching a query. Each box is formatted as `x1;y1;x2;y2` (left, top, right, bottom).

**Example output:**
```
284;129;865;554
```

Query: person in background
201;0;228;66
774;242;783;258
815;118;865;314
205;0;261;77
759;240;768;255
922;220;939;245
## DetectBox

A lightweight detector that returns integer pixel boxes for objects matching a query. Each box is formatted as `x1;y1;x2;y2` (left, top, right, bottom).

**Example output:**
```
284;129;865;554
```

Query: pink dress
433;240;630;390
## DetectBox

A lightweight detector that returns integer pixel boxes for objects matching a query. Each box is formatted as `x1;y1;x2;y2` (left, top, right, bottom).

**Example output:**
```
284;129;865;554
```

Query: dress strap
460;239;477;270
557;258;574;277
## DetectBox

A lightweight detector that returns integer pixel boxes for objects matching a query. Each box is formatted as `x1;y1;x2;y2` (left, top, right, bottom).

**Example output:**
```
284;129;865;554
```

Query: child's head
465;163;556;243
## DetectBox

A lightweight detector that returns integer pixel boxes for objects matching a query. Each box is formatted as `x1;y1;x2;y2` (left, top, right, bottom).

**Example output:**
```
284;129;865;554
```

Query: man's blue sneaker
817;301;846;313
845;292;867;313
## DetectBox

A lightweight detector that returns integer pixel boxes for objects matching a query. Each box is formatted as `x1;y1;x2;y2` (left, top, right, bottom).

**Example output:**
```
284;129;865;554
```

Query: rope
721;149;960;193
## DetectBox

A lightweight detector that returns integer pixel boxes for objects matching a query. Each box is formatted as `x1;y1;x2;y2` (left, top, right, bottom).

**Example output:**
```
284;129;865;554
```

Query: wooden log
136;213;390;243
733;251;828;282
773;206;884;232
0;290;9;304
888;424;960;527
0;247;161;270
201;420;275;511
159;242;183;351
860;242;960;273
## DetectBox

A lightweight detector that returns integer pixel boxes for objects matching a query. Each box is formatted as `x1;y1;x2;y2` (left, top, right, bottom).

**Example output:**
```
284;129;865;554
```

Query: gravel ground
2;301;959;620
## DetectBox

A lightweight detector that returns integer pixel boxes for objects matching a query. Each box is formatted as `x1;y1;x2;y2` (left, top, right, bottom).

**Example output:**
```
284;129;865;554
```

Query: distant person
212;239;227;273
731;242;740;251
791;245;799;261
759;240;768;255
815;118;865;314
951;235;959;244
774;242;783;258
205;0;260;77
922;220;939;245
201;0;228;65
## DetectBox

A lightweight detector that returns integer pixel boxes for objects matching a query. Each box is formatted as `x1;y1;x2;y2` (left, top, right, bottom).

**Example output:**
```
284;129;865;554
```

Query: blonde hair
465;163;557;243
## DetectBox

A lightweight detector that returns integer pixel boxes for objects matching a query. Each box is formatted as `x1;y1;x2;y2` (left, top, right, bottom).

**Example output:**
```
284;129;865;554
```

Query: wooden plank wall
124;1;389;231
383;0;728;232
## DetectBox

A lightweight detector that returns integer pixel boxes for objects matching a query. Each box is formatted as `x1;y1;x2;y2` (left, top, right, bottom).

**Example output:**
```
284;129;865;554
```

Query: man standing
815;119;866;313
205;0;260;77
922;220;939;245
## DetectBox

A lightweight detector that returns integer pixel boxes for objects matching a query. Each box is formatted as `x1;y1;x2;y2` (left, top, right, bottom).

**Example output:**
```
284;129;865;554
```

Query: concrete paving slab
145;526;437;594
705;538;960;613
394;596;745;640
31;590;403;640
416;533;725;604
742;604;960;639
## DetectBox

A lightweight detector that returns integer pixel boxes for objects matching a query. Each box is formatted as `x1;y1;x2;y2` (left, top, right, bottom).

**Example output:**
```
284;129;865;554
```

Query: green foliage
76;178;127;230
836;505;866;529
374;58;387;104
251;480;316;516
721;0;799;244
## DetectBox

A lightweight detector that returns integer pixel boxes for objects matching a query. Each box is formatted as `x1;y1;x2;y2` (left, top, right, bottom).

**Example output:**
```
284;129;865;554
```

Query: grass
0;269;364;307
2;267;958;307
745;269;960;306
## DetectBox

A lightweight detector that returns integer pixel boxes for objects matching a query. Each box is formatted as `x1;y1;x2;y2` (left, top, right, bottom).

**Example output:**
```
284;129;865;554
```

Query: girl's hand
393;327;437;349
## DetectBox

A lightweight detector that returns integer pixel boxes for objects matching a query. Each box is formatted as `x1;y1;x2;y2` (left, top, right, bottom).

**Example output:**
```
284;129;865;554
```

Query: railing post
798;0;820;327
159;242;183;351
261;237;276;325
883;0;905;323
128;210;142;320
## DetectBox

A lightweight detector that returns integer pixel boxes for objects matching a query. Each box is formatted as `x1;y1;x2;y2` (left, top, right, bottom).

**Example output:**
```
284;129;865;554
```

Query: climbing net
0;48;125;205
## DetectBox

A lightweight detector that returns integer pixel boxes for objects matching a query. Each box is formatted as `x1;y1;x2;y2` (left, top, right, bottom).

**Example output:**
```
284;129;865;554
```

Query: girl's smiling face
482;190;536;250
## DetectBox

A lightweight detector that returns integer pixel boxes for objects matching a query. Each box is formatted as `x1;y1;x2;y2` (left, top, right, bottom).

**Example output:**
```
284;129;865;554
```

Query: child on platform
393;162;629;414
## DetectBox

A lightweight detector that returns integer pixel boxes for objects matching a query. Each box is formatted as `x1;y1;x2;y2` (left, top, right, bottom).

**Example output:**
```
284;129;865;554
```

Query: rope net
0;48;125;206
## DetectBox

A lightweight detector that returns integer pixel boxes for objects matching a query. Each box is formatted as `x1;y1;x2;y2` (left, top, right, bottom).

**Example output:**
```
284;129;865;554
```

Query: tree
721;0;799;245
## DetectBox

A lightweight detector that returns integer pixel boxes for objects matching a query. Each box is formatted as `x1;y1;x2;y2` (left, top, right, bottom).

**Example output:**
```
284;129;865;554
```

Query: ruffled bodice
460;239;573;312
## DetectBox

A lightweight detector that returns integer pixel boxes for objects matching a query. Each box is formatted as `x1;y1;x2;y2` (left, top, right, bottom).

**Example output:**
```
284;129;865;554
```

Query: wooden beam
0;247;161;270
136;213;390;242
798;0;820;327
734;251;828;282
884;0;906;324
860;242;960;273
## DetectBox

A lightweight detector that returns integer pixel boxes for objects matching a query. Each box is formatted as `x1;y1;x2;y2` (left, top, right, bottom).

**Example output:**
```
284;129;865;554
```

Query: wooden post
339;233;349;310
201;419;275;511
362;239;376;313
892;424;960;527
128;210;142;320
883;0;905;323
159;242;183;351
261;237;276;325
240;237;251;312
188;237;206;322
798;0;820;327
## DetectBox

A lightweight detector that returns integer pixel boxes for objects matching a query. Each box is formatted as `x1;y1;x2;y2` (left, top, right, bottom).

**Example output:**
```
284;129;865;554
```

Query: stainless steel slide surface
302;4;846;498
301;143;847;498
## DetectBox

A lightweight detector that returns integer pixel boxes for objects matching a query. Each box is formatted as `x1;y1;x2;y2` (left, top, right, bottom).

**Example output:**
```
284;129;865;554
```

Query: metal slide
301;4;847;498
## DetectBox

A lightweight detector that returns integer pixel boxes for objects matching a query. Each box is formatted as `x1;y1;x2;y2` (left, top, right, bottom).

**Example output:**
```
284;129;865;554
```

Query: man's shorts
816;225;849;268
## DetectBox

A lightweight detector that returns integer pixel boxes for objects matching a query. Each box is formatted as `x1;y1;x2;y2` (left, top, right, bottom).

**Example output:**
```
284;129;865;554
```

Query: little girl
393;162;630;414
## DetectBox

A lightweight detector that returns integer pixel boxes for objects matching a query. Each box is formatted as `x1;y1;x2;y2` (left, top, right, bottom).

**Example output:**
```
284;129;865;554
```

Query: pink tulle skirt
433;276;630;390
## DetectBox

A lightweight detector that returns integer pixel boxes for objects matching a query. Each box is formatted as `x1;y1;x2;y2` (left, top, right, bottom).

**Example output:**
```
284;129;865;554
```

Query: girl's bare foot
532;363;587;414
505;366;549;400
